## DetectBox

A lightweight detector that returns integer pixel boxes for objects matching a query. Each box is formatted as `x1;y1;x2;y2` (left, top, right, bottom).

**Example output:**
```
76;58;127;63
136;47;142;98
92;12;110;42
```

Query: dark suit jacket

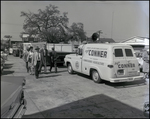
40;48;48;64
50;50;57;63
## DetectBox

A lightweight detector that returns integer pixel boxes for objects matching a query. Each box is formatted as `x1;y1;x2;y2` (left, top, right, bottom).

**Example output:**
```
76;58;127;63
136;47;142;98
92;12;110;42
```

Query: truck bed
46;51;75;66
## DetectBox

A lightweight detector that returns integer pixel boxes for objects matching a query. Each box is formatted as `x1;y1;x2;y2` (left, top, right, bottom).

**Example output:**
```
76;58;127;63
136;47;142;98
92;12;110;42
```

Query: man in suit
23;46;30;73
39;44;48;73
32;46;41;79
49;47;58;73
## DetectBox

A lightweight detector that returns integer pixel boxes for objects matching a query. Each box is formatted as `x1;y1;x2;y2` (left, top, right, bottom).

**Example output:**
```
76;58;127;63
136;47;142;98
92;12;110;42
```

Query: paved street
2;55;149;118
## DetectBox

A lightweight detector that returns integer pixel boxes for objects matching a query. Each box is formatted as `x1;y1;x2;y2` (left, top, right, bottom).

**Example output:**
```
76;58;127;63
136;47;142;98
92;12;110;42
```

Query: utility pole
111;11;114;39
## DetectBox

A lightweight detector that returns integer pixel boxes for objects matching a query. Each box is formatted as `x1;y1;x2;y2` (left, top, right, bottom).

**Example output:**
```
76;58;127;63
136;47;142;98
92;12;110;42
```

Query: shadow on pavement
4;65;13;69
57;66;66;68
2;71;14;75
22;94;146;118
39;74;62;78
77;73;92;80
4;63;13;66
57;70;67;73
76;73;147;88
104;79;147;88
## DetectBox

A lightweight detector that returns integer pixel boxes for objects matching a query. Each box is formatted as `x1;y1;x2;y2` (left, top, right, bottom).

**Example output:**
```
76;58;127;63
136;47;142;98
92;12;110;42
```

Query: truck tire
91;70;102;83
67;63;73;74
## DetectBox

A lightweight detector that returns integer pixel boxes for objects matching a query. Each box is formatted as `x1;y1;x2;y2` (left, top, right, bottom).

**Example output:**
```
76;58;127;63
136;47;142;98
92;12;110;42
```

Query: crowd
22;44;57;79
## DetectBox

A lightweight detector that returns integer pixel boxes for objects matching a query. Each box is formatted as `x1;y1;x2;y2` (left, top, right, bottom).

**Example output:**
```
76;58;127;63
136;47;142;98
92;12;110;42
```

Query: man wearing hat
32;46;41;79
39;44;48;73
23;45;30;73
49;47;58;73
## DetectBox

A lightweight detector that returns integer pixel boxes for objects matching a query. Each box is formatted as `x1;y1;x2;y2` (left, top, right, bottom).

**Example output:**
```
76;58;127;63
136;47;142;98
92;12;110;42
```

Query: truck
64;43;143;83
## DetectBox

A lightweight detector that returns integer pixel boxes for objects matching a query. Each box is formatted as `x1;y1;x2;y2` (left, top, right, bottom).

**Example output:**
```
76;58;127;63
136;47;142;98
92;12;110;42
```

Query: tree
58;22;87;43
20;4;69;43
70;22;86;42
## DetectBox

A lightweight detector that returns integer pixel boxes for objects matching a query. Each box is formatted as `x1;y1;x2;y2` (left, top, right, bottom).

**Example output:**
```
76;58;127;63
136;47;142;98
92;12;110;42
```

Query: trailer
46;43;75;66
19;42;76;66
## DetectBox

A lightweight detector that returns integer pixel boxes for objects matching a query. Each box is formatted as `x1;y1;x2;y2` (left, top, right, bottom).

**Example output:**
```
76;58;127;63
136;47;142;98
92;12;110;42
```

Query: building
85;37;115;43
22;34;40;43
120;36;149;51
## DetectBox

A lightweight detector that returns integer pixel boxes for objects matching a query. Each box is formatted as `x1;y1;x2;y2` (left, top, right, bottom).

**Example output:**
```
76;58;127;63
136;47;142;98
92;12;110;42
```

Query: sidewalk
2;55;45;118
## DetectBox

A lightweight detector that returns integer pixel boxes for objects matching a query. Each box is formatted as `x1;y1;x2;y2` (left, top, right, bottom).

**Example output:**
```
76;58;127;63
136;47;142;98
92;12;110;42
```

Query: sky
1;1;149;42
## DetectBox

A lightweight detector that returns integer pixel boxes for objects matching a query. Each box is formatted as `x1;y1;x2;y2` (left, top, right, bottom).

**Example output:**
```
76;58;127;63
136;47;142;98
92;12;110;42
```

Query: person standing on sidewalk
23;46;30;73
27;46;34;75
142;49;149;78
39;44;48;73
32;46;41;79
49;47;58;73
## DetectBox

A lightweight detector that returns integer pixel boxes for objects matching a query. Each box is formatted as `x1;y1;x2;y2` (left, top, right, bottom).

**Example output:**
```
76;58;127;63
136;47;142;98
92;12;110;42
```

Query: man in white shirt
32;46;41;79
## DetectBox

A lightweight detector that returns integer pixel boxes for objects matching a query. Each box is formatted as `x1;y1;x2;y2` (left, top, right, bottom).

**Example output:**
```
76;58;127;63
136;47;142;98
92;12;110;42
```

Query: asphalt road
2;55;149;118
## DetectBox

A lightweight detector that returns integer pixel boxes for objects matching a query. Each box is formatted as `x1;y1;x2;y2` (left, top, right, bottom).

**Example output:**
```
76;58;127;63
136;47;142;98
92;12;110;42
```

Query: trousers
34;61;40;78
50;61;57;73
39;57;47;72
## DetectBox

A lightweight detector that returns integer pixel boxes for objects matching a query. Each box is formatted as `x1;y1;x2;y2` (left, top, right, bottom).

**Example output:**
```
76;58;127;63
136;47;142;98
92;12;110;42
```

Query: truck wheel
67;63;73;74
92;70;102;83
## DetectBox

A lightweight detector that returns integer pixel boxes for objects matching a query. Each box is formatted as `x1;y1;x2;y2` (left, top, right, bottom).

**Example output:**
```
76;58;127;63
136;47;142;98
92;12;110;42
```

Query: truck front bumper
109;75;144;83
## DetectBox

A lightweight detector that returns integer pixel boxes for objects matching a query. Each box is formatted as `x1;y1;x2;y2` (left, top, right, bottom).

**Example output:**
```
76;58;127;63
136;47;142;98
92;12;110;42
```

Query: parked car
1;51;8;60
9;47;13;55
1;57;5;74
1;76;27;118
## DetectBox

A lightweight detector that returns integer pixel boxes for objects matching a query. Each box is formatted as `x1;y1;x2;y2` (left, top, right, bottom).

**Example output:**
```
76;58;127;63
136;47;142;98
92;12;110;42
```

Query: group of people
23;44;57;79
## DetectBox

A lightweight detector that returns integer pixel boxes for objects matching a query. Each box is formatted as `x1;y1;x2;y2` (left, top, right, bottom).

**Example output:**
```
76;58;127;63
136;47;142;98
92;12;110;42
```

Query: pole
111;11;114;39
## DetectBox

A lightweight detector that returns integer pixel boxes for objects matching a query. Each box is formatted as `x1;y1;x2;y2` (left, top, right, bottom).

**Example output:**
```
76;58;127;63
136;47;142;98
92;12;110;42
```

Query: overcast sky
1;1;149;42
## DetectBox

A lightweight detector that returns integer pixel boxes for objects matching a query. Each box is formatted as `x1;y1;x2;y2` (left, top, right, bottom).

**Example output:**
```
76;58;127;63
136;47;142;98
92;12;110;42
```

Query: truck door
72;47;82;73
123;47;139;76
113;47;128;78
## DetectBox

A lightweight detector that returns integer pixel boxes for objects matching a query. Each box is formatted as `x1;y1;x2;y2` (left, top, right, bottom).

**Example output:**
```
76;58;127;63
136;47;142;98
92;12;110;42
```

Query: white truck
64;43;143;83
